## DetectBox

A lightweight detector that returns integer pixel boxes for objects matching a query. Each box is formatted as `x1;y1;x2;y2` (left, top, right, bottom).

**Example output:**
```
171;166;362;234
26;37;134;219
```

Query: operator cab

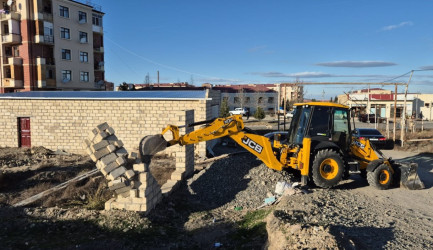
287;102;351;149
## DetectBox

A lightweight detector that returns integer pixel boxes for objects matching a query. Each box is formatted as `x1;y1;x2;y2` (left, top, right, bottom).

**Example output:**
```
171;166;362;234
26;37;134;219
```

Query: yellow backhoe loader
139;102;424;190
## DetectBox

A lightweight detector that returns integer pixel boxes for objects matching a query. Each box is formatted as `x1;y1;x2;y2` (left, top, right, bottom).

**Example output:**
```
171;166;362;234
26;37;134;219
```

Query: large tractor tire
367;164;393;190
311;149;345;188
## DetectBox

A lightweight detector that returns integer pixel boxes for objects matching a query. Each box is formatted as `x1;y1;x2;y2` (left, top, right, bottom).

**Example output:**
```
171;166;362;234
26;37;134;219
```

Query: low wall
0;98;211;156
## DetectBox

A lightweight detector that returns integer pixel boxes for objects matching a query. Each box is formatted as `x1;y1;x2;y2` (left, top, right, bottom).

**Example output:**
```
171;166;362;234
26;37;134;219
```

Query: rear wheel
367;164;393;190
311;149;345;188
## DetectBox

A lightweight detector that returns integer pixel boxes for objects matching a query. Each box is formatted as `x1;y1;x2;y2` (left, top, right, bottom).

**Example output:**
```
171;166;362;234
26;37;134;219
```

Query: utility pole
400;71;413;147
393;84;397;142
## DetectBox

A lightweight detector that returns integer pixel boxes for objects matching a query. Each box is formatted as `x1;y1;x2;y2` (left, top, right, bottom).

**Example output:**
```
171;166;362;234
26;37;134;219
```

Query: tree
220;98;230;118
312;98;317;102
334;96;339;103
254;106;266;120
330;97;333;102
236;86;246;108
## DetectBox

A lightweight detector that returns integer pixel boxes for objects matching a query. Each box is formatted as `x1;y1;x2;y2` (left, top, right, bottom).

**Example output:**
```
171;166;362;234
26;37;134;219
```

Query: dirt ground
0;127;432;249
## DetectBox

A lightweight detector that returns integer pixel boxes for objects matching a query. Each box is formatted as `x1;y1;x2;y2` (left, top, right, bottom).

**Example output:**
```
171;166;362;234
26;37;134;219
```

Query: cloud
419;65;433;70
316;61;397;68
382;21;413;31
249;71;397;79
250;71;333;78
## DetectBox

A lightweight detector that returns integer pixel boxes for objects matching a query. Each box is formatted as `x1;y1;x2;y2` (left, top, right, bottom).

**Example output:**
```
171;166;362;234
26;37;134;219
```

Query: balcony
93;46;104;53
35;35;54;44
92;25;103;34
7;57;22;65
2;33;21;44
0;12;20;21
94;61;105;71
2;78;23;88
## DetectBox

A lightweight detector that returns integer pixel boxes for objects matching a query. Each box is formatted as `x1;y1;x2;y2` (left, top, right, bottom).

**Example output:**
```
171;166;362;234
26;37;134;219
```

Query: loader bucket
139;134;168;164
394;162;425;190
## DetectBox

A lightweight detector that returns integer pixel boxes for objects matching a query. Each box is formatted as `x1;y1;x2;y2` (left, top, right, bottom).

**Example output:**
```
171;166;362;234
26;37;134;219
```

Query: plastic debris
264;196;277;204
275;181;292;195
234;206;243;211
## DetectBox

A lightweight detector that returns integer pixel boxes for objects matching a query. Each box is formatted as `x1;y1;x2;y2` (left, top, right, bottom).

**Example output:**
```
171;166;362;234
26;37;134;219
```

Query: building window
60;27;70;39
61;49;71;60
62;70;71;82
244;97;250;104
80;51;88;62
222;96;229;102
46;69;54;79
80;71;89;82
234;97;240;104
426;103;430;108
59;5;69;18
268;97;274;103
78;11;87;23
79;31;88;43
92;13;103;26
258;97;263;104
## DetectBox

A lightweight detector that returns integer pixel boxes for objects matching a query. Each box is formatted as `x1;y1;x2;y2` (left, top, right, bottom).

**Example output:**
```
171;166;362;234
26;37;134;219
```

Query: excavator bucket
393;162;425;190
139;134;168;164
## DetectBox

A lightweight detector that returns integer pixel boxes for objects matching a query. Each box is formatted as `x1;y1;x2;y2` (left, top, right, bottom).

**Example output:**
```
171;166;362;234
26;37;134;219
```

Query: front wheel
367;164;393;190
311;149;345;188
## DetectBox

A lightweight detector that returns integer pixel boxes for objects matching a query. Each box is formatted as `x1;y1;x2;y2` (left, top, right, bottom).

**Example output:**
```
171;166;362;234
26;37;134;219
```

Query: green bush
254;107;266;120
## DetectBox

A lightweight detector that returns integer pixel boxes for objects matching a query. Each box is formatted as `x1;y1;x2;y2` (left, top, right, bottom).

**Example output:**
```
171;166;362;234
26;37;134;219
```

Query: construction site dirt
0;129;432;249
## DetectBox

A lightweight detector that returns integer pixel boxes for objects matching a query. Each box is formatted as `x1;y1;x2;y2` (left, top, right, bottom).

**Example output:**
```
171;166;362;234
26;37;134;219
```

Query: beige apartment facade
0;0;105;93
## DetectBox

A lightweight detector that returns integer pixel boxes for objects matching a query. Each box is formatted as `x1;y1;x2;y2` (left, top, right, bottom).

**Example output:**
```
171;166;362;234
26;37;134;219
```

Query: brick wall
0;98;209;156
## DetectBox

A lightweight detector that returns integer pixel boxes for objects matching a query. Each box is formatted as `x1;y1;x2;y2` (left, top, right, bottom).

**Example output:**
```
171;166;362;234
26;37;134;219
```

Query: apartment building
0;0;105;93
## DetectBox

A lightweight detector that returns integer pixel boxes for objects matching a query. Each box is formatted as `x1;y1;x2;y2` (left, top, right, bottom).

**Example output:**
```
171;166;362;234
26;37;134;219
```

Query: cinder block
138;187;154;198
108;178;127;191
115;140;124;148
138;172;150;183
140;204;148;212
88;128;98;141
111;201;125;210
128;152;138;159
106;127;115;135
90;140;109;152
108;166;127;181
125;169;135;179
94;131;108;142
83;139;92;148
100;152;118;166
101;161;121;176
132;197;147;204
104;198;116;211
125;203;141;211
133;163;146;172
105;135;119;144
96;122;109;132
171;170;184;181
130;189;138;198
115;185;132;195
106;144;117;153
90;147;110;162
116;156;127;166
116;147;128;157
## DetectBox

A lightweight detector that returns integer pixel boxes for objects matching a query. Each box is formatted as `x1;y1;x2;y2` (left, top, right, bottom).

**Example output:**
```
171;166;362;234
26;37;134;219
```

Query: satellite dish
62;78;70;83
7;0;13;6
97;80;104;85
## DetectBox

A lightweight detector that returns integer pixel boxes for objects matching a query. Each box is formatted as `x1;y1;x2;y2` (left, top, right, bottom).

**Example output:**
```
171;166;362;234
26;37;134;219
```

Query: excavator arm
141;115;284;171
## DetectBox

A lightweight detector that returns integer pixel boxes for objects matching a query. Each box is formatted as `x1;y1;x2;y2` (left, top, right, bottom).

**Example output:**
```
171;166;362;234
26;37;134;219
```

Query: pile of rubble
84;122;162;213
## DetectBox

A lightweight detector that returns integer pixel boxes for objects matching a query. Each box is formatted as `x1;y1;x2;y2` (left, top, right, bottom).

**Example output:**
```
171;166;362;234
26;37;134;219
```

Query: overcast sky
89;0;433;98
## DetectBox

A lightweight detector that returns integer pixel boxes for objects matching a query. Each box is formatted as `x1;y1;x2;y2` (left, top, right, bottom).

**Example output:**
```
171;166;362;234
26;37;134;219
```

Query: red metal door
19;117;31;148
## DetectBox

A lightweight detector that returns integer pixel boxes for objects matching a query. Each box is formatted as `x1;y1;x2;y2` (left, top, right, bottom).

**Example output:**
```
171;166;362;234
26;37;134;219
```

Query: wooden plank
13;169;100;207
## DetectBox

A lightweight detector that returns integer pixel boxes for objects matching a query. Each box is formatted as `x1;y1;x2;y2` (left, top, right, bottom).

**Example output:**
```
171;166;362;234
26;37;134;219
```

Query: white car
285;110;295;118
229;108;248;116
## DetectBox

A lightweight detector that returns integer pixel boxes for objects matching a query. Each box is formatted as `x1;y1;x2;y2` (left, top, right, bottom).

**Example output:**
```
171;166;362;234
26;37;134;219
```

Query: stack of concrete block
84;122;162;213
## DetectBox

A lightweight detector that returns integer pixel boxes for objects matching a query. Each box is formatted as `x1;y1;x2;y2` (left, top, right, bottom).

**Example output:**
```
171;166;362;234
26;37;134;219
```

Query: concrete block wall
162;110;195;196
0;99;209;156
